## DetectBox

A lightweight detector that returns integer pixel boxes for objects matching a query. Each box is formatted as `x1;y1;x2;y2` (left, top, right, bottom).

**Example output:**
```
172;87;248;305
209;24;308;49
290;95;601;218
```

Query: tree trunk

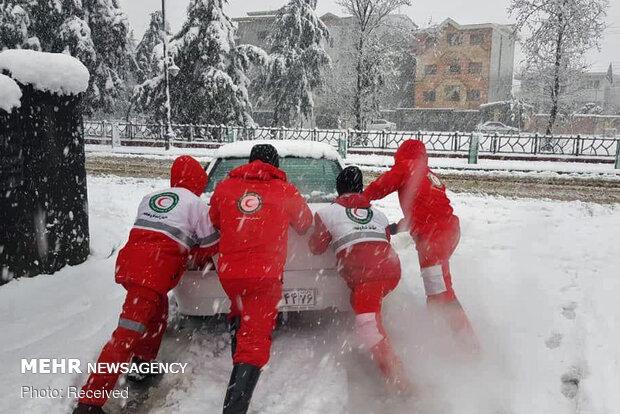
354;32;365;131
546;7;566;135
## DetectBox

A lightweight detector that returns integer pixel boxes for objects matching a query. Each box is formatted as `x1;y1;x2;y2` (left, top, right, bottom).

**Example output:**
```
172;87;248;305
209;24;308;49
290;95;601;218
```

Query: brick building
414;18;515;110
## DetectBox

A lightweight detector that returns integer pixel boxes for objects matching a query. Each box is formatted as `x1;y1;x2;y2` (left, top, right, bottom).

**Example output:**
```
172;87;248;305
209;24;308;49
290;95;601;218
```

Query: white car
173;140;352;316
476;121;520;134
368;119;397;131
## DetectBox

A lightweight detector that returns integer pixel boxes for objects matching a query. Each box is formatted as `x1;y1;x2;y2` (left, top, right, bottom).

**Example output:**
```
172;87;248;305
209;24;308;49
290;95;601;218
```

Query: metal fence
84;120;620;161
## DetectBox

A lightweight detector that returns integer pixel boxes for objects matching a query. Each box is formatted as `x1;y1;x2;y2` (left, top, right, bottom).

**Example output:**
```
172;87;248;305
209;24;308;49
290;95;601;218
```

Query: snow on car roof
0;74;22;113
215;140;341;160
0;49;89;96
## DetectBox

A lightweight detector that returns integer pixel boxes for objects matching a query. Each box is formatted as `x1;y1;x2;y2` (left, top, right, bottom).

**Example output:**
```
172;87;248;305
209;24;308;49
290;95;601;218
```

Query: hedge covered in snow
0;74;22;113
0;49;89;96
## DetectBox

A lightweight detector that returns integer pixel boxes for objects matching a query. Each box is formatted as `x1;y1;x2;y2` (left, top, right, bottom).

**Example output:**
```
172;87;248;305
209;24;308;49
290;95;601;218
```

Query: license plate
281;288;317;309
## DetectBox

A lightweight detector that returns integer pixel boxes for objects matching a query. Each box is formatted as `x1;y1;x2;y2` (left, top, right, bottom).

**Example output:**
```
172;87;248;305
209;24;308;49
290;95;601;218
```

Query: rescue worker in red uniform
309;166;412;394
363;140;478;350
209;144;313;414
73;156;219;414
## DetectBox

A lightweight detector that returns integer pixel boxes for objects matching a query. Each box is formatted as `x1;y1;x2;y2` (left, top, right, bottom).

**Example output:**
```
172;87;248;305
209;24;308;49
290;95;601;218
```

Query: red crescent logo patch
237;192;263;214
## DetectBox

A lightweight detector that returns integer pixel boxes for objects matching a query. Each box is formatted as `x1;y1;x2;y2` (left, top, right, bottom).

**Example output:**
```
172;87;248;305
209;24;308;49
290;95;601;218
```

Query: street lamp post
162;0;174;150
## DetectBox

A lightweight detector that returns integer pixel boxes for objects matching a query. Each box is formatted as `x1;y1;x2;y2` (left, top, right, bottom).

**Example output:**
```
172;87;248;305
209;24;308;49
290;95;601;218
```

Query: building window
425;37;437;49
424;64;437;75
588;80;600;88
467;90;481;101
449;62;461;74
468;62;482;74
423;90;436;102
470;33;484;45
445;85;461;101
447;33;463;46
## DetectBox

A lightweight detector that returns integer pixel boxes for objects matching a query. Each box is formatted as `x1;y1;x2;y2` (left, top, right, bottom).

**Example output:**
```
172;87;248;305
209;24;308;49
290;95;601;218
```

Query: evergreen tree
133;0;265;126
135;11;169;83
0;0;133;115
0;1;36;50
261;0;330;127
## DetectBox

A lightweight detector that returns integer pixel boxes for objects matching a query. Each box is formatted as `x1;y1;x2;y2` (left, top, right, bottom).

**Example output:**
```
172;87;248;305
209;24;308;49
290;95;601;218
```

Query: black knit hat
249;144;279;168
336;166;363;195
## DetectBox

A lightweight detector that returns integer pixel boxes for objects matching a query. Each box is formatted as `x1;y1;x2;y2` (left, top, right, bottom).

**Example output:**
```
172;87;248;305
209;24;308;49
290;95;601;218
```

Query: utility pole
162;0;174;150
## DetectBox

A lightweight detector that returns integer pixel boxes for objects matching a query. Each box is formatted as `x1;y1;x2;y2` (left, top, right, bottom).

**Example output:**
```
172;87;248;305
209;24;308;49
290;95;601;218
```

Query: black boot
72;403;106;414
228;316;240;358
126;357;164;383
223;363;261;414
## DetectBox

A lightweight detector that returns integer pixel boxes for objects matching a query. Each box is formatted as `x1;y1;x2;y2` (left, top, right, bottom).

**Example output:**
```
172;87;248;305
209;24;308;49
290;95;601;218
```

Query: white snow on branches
0;74;22;113
0;49;90;96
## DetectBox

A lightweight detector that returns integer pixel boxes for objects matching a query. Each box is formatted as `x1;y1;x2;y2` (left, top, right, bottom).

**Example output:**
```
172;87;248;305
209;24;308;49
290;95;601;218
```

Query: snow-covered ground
347;153;620;180
85;144;620;181
1;175;619;414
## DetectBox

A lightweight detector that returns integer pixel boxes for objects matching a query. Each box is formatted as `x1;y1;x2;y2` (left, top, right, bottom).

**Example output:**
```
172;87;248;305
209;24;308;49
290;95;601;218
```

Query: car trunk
285;203;337;271
203;198;338;272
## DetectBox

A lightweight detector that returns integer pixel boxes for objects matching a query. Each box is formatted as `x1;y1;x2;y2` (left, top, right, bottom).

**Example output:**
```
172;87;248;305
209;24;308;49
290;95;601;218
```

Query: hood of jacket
170;155;208;196
335;193;371;209
394;139;429;165
229;160;287;182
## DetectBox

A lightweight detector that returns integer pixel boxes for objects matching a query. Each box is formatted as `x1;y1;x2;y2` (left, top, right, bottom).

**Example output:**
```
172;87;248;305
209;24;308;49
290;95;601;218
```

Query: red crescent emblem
238;193;262;214
156;197;168;208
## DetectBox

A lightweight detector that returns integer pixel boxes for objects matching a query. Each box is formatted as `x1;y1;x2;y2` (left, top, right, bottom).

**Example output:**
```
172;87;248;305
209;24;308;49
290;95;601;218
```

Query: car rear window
205;157;342;202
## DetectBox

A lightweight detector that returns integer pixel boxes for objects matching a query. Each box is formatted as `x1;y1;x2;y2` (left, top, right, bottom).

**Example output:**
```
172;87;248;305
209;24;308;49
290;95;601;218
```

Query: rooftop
418;18;515;36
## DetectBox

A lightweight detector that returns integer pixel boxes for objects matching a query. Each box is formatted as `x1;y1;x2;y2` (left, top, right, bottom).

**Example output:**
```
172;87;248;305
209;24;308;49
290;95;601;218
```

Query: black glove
387;223;399;235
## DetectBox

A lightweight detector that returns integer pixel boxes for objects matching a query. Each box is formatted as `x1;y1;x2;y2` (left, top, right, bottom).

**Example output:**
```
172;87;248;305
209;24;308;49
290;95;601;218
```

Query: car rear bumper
173;269;351;316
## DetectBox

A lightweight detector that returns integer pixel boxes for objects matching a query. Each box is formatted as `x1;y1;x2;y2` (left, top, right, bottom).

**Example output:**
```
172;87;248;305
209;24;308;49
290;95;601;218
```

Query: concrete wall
383;107;480;131
527;114;620;135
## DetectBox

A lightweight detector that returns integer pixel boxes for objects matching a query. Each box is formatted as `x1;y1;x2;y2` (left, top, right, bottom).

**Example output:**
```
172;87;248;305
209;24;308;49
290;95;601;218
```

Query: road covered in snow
1;175;619;413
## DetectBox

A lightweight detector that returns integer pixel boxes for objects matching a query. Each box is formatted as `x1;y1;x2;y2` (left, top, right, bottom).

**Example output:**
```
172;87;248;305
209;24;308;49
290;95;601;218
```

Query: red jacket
209;160;313;281
309;194;400;286
115;156;219;295
363;140;457;240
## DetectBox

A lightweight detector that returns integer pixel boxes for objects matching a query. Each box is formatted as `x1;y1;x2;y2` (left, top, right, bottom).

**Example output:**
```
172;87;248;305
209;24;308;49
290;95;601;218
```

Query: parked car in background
476;121;520;134
174;140;351;316
368;119;397;131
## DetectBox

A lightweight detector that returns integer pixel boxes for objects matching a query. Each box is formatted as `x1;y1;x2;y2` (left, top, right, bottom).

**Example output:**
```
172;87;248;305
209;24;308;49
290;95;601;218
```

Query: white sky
119;0;620;73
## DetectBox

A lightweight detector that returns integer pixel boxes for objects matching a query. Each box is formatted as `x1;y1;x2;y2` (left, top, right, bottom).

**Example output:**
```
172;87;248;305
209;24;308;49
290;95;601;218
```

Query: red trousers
415;219;478;347
220;278;282;368
414;217;461;303
349;278;400;314
79;285;168;407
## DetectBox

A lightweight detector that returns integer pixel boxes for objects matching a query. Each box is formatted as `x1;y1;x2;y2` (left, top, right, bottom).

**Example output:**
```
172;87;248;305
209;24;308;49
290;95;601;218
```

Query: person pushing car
209;144;313;414
73;155;219;414
363;139;478;351
308;166;412;394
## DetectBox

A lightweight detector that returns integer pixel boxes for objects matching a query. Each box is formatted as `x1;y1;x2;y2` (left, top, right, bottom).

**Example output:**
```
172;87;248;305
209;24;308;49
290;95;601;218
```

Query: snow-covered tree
133;0;265;126
260;0;331;127
135;11;169;83
0;2;35;50
578;102;604;115
509;0;608;134
336;0;411;130
0;0;133;114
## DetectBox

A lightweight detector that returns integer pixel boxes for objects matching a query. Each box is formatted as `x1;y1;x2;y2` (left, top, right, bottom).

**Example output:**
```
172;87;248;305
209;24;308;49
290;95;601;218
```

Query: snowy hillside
0;176;619;414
